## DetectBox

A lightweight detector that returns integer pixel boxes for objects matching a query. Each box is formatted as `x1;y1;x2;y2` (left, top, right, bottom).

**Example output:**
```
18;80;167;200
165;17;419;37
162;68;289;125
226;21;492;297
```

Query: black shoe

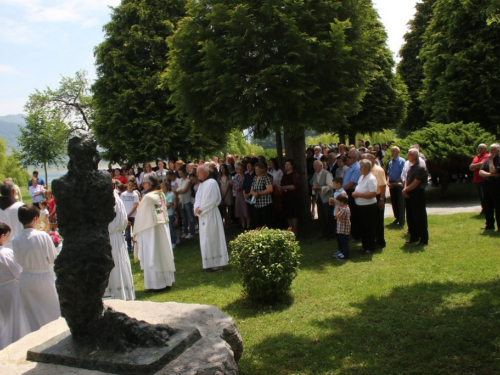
204;267;222;273
390;220;399;225
375;242;386;249
406;238;419;244
481;226;495;230
416;241;428;246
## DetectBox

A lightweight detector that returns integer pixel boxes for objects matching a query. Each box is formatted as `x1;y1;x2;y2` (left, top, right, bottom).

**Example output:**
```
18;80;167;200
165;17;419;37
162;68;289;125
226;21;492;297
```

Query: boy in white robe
104;191;136;300
12;205;60;332
0;223;30;349
194;165;229;273
134;173;175;291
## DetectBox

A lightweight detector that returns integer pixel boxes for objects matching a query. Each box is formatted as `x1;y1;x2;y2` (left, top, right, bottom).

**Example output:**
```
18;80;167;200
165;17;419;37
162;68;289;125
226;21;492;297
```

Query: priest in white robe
0;223;30;349
0;180;24;249
194;165;229;273
104;191;135;300
134;173;175;291
12;205;61;332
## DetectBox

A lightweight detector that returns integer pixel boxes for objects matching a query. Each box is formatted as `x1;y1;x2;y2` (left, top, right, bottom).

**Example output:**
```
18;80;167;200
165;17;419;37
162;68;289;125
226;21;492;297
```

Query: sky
0;0;419;117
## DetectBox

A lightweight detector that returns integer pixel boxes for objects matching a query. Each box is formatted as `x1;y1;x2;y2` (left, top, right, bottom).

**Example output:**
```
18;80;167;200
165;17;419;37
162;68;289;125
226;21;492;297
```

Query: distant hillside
0;114;25;150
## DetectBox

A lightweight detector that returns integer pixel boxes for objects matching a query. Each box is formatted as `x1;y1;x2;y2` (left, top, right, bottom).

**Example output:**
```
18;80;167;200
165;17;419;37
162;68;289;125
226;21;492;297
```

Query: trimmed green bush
229;228;300;304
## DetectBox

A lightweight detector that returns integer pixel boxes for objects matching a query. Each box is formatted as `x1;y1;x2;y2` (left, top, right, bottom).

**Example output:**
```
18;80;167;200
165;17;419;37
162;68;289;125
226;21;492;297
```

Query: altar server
194;164;229;273
0;180;24;249
0;223;30;349
12;205;60;332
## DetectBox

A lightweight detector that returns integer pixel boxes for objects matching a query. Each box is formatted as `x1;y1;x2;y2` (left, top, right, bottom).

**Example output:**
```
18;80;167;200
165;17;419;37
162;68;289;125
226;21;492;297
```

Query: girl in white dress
0;223;30;349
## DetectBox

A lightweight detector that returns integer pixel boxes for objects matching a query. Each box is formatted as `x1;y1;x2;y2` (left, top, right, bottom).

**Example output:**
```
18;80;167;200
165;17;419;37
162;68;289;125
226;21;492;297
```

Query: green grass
130;213;500;374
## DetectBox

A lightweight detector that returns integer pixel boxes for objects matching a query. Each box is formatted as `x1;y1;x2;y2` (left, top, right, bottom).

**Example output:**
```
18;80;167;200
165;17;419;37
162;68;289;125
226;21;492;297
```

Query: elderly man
402;148;429;246
134;173;176;291
313;146;323;161
0;181;24;249
194;164;229;273
469;144;489;214
343;150;362;239
363;153;387;249
4;178;22;202
479;143;500;230
327;152;338;176
386;146;406;226
312;160;335;240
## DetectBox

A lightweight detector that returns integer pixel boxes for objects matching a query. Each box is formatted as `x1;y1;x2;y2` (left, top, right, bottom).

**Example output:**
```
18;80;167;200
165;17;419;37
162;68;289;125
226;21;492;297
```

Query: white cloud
0;17;33;44
0;64;24;77
0;98;26;116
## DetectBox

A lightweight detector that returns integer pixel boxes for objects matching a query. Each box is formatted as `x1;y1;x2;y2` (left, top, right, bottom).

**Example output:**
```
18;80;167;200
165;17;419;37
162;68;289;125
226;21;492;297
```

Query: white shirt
29;185;45;204
354;173;377;206
401;157;427;182
120;191;140;218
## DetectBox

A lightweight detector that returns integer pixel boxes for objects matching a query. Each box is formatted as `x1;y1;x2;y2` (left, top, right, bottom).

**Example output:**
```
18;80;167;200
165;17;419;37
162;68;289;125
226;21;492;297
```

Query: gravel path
384;201;481;218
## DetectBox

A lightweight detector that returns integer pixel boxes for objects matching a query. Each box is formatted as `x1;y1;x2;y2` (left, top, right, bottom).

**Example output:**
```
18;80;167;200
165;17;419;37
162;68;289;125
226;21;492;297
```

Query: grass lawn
130;212;500;374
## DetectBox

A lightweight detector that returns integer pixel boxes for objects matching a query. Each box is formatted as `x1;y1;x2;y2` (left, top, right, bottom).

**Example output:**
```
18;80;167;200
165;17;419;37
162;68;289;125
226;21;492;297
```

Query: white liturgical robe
12;228;61;332
0;246;30;349
105;192;135;300
194;178;229;269
0;201;24;249
134;189;175;289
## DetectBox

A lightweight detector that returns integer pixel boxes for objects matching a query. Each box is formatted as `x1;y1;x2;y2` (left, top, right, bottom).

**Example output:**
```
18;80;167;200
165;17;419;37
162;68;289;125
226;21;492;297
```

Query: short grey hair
142;173;159;188
359;159;372;171
313;159;323;166
200;163;210;173
490;144;500;152
478;143;487;149
408;148;419;156
348;150;361;159
391;146;400;152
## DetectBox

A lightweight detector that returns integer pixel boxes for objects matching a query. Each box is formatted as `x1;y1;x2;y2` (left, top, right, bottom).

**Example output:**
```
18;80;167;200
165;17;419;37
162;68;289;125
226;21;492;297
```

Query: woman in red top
45;190;57;224
113;168;127;185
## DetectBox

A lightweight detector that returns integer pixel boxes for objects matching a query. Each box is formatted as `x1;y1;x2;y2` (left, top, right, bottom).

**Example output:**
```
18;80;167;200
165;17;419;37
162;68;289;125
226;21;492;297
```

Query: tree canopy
25;70;93;130
92;0;222;164
396;0;436;134
15;107;69;185
0;138;30;187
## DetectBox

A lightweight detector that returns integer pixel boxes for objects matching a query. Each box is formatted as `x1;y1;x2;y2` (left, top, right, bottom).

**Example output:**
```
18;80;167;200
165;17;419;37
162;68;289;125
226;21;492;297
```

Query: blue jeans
181;202;195;235
125;217;135;252
337;233;349;259
168;215;177;246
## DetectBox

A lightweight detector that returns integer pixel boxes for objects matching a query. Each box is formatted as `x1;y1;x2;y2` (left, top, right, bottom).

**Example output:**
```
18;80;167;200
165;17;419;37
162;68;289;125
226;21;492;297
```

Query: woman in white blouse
352;159;378;253
268;158;283;186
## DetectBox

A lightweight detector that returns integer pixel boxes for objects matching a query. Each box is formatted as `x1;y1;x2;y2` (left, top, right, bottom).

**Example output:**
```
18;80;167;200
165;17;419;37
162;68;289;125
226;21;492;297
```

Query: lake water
27;162;115;186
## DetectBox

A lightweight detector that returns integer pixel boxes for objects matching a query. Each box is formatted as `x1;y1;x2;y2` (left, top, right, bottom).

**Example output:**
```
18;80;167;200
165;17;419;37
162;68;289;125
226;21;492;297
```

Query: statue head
67;129;100;173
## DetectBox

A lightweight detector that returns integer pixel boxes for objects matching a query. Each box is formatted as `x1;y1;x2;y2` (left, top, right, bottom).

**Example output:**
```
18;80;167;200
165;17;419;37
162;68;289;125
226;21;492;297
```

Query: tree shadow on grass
239;279;500;375
223;293;295;320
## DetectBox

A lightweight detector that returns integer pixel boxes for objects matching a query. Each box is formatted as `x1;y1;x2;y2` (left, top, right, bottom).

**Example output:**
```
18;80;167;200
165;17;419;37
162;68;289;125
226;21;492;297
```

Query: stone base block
0;300;243;375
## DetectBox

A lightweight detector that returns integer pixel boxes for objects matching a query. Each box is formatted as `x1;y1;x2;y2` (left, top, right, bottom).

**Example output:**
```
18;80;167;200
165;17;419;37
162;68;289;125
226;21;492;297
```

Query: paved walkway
384;201;481;218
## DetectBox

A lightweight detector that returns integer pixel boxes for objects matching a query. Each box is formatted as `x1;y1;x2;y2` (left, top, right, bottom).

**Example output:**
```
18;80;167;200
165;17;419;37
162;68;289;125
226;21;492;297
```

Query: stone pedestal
0;300;243;375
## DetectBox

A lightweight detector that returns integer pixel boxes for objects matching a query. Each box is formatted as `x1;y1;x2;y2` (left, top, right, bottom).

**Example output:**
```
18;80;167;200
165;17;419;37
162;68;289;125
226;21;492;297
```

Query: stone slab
26;326;201;375
0;300;243;375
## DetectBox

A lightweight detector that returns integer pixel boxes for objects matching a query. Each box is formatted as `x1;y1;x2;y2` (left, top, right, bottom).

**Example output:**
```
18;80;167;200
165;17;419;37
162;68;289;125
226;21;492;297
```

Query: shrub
229;228;300;304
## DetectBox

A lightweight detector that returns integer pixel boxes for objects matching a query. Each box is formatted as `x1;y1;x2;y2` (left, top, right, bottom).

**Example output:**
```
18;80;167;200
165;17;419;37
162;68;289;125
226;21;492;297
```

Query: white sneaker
180;233;187;239
185;233;194;239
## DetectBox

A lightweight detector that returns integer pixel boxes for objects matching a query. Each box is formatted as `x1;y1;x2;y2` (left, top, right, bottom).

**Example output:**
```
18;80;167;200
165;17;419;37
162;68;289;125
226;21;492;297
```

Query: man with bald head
386;146;406;226
194;164;229;272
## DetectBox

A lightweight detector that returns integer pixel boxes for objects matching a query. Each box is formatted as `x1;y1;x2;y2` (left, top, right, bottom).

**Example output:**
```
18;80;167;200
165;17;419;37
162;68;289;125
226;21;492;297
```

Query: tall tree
420;0;500;136
397;0;437;134
92;0;220;164
346;18;408;143
25;71;93;130
166;0;383;218
0;138;30;187
15;107;69;185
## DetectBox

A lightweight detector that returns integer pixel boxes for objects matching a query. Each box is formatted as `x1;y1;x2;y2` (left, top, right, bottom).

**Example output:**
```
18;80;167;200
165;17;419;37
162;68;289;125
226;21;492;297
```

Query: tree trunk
283;129;309;221
339;128;346;145
348;131;356;146
275;130;284;169
44;162;48;188
283;131;291;159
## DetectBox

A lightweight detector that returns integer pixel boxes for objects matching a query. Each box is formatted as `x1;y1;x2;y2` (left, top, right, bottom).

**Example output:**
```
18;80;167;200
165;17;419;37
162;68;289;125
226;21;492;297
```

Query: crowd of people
1;139;498;349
